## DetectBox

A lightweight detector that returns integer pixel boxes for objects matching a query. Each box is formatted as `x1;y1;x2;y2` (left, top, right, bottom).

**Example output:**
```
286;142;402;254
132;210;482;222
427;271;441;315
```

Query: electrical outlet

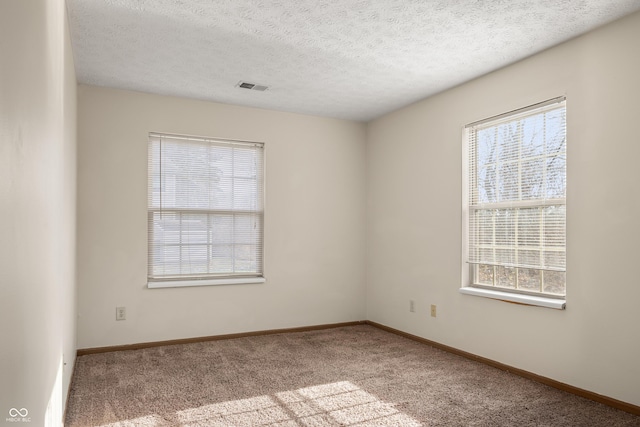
116;306;126;321
409;300;415;313
430;304;437;317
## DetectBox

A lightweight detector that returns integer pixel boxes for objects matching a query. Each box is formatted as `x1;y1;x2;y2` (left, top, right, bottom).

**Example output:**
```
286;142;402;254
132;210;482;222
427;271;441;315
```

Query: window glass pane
497;122;519;162
153;245;180;276
495;210;515;246
521;114;545;157
476;210;494;246
210;244;234;274
478;247;494;265
543;205;565;247
521;159;544;200
517;268;541;291
496;266;516;289
149;142;161;208
233;214;260;244
213;176;234;210
477;166;496;203
234;244;259;273
476;264;494;285
495;248;515;266
543;271;566;295
233;178;259;210
153;212;180;244
182;244;209;275
233;147;259;178
517;208;540;247
546;155;566;199
517;249;540;269
210;214;233;244
545;108;566;153
212;145;233;177
477;128;497;166
181;214;208;244
498;161;519;201
544;250;565;270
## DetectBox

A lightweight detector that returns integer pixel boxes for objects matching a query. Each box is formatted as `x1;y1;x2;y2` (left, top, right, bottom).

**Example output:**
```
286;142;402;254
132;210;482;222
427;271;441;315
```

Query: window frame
461;97;566;309
147;132;266;289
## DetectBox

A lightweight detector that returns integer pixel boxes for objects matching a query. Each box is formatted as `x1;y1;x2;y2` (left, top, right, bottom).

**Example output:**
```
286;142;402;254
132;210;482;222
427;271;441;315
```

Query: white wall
366;10;640;407
0;0;77;425
76;86;367;349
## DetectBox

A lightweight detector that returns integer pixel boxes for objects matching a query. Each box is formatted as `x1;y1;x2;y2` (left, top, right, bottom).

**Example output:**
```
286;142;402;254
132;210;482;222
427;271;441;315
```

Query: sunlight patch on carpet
171;381;422;426
99;414;168;426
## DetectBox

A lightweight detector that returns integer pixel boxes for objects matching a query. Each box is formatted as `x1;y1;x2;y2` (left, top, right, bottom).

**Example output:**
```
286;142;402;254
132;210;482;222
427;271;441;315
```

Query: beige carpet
65;325;639;426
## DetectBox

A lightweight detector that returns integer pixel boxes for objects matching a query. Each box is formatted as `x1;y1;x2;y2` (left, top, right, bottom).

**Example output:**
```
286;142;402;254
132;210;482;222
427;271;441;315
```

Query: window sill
148;277;266;289
459;286;566;310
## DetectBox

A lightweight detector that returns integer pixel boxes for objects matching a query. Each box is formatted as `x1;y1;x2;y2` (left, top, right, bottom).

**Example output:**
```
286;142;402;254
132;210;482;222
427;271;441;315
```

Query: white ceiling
67;0;640;122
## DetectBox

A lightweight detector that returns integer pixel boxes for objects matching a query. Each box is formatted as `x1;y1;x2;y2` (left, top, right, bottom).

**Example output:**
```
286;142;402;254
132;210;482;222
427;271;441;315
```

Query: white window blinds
466;98;566;274
148;133;264;282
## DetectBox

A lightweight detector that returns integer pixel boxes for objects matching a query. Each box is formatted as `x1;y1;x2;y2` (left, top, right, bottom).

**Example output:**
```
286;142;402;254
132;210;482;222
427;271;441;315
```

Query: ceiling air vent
237;81;269;92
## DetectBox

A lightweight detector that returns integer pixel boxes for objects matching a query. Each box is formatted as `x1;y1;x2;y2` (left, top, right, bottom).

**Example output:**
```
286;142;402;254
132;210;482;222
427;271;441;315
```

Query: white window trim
147;132;266;286
459;286;566;309
148;277;266;289
461;97;567;309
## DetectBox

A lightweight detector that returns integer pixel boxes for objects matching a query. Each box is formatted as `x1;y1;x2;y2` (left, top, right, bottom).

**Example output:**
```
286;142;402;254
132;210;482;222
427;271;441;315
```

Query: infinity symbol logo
9;408;28;417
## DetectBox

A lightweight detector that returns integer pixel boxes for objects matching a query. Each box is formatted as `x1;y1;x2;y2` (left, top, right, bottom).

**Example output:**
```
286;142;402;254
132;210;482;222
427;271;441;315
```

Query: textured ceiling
67;0;640;121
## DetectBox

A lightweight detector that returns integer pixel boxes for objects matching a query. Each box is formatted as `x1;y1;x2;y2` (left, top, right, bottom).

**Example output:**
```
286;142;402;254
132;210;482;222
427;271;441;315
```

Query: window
147;133;264;288
463;98;566;305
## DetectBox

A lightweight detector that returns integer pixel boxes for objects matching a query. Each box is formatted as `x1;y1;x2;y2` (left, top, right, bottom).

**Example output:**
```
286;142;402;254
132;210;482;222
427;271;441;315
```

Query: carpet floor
65;325;640;426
